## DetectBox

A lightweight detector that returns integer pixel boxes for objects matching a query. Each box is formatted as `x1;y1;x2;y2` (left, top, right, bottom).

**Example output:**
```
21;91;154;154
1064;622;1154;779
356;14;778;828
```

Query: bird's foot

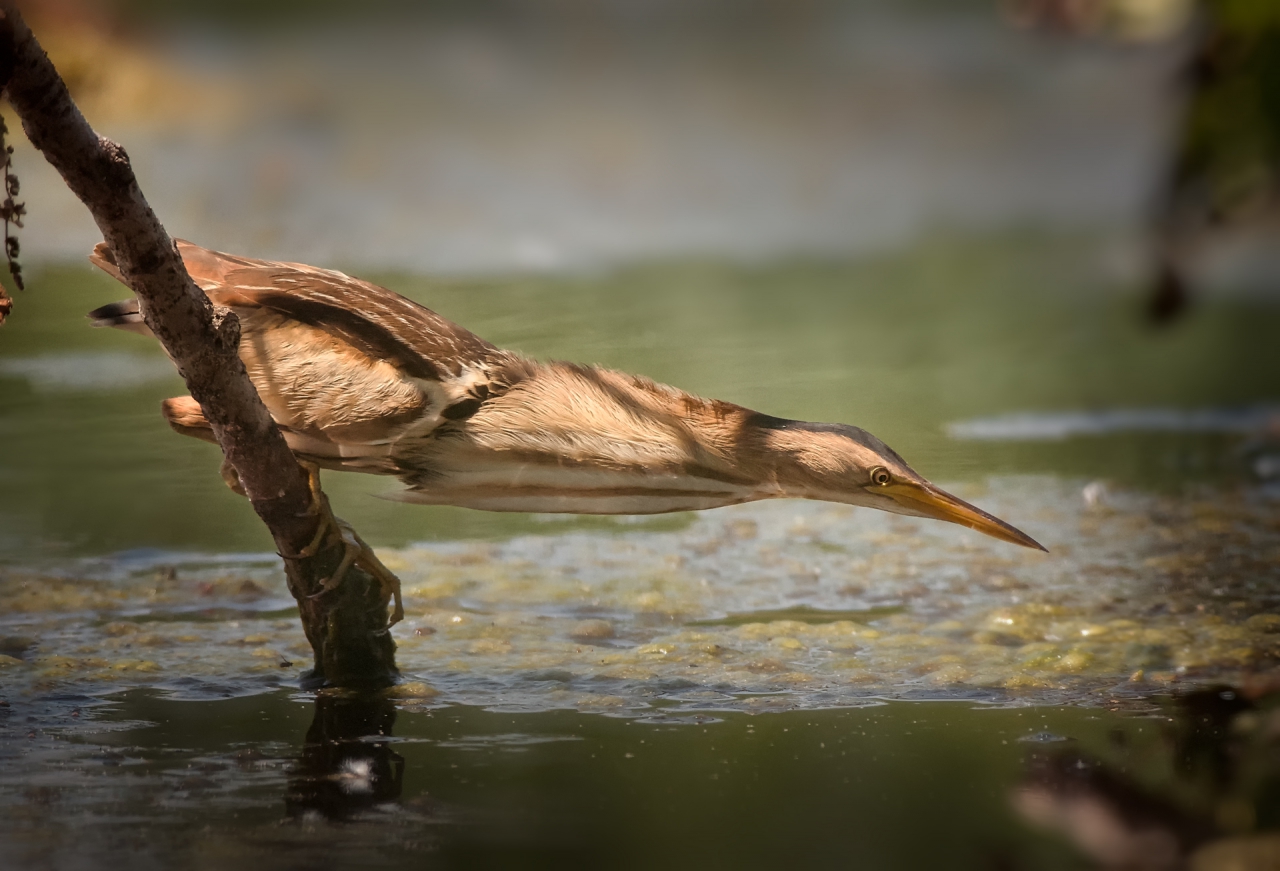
283;462;404;629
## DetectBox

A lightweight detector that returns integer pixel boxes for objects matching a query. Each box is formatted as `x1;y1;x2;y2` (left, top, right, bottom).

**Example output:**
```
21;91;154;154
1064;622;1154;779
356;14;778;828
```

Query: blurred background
2;0;1219;272
3;4;1280;868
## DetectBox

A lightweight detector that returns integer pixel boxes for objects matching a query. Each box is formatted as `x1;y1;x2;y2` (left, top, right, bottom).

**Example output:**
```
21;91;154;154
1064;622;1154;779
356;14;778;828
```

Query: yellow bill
881;482;1048;552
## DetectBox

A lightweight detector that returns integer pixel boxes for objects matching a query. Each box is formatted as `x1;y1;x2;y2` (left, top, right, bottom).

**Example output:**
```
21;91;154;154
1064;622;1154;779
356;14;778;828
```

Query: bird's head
751;417;1046;551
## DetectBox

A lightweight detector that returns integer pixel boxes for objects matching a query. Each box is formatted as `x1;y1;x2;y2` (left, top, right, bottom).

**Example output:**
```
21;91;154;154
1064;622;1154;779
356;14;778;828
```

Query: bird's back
89;241;530;472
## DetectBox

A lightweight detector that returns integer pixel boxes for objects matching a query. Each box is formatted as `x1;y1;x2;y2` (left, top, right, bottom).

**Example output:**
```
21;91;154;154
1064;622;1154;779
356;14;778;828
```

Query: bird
87;240;1046;624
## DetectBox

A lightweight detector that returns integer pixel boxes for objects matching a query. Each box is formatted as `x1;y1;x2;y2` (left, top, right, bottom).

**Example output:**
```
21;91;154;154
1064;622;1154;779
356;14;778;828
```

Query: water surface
2;233;1279;868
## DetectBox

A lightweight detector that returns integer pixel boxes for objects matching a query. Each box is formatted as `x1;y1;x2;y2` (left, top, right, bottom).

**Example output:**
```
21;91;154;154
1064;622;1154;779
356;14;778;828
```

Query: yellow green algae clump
1;479;1278;711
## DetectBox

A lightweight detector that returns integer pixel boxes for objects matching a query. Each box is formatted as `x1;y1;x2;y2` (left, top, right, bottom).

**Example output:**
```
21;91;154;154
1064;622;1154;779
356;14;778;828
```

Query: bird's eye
869;467;891;486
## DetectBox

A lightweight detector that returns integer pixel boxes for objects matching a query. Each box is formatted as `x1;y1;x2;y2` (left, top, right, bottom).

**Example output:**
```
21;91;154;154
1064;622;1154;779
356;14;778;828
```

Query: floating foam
947;406;1280;441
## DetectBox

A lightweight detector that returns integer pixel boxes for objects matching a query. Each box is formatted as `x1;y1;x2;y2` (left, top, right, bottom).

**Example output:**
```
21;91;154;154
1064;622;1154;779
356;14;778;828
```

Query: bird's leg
285;461;404;628
323;518;405;629
222;457;401;624
290;462;341;561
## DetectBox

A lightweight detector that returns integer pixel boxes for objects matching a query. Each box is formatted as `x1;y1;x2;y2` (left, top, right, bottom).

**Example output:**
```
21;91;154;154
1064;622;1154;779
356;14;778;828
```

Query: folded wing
88;240;525;472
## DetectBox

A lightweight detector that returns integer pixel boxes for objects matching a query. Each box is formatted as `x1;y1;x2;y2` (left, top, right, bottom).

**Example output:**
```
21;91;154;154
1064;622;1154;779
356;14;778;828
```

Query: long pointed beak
880;482;1047;552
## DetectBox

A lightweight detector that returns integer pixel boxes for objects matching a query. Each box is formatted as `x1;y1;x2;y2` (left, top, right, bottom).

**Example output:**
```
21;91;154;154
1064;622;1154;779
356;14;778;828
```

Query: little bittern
88;240;1045;558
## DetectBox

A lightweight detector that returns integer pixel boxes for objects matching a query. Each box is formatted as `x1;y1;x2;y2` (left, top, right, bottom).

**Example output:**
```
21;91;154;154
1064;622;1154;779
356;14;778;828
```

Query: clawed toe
353;543;405;628
284;462;403;628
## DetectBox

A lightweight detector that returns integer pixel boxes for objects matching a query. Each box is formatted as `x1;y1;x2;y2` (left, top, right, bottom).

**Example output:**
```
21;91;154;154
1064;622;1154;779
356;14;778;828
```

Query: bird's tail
87;296;140;327
86;296;152;336
87;242;154;336
86;238;257;335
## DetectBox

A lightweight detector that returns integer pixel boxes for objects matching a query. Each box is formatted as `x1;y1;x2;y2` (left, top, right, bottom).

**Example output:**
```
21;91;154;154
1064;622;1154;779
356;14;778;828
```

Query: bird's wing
88;240;526;467
173;240;504;381
91;239;503;379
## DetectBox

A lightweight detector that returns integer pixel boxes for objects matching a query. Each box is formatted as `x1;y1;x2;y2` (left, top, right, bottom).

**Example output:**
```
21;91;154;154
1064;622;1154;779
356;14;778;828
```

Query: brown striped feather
86;241;926;518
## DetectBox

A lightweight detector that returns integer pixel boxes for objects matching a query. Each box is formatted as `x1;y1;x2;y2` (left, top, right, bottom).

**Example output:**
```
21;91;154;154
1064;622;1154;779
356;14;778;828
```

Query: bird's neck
396;362;825;513
682;405;874;505
519;362;873;501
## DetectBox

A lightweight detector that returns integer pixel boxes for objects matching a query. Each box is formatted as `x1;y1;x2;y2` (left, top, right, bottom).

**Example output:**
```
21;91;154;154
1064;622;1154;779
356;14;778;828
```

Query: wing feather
90;239;503;378
174;241;502;378
87;239;531;471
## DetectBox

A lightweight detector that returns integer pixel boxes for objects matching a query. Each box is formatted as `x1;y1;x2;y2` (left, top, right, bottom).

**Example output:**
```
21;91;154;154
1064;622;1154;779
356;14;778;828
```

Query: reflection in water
7;687;1278;870
1014;685;1280;870
286;695;404;823
1147;2;1280;324
1015;746;1207;868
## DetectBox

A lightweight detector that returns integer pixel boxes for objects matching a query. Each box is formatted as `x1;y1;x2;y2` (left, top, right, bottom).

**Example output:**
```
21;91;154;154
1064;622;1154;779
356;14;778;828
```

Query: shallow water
3;479;1280;711
5;686;1280;870
0;690;1184;870
2;233;1279;867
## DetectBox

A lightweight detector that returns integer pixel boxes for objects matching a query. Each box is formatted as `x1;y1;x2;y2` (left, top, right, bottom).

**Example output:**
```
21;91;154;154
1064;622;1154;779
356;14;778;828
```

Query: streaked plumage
88;240;1044;551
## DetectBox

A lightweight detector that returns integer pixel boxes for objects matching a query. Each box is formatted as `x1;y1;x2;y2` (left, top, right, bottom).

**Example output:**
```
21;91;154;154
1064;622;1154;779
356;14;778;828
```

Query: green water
3;232;1280;869
0;690;1187;870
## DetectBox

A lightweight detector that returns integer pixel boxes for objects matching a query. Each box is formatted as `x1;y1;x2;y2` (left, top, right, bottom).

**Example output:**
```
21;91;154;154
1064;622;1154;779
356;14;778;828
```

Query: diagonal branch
0;7;396;687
